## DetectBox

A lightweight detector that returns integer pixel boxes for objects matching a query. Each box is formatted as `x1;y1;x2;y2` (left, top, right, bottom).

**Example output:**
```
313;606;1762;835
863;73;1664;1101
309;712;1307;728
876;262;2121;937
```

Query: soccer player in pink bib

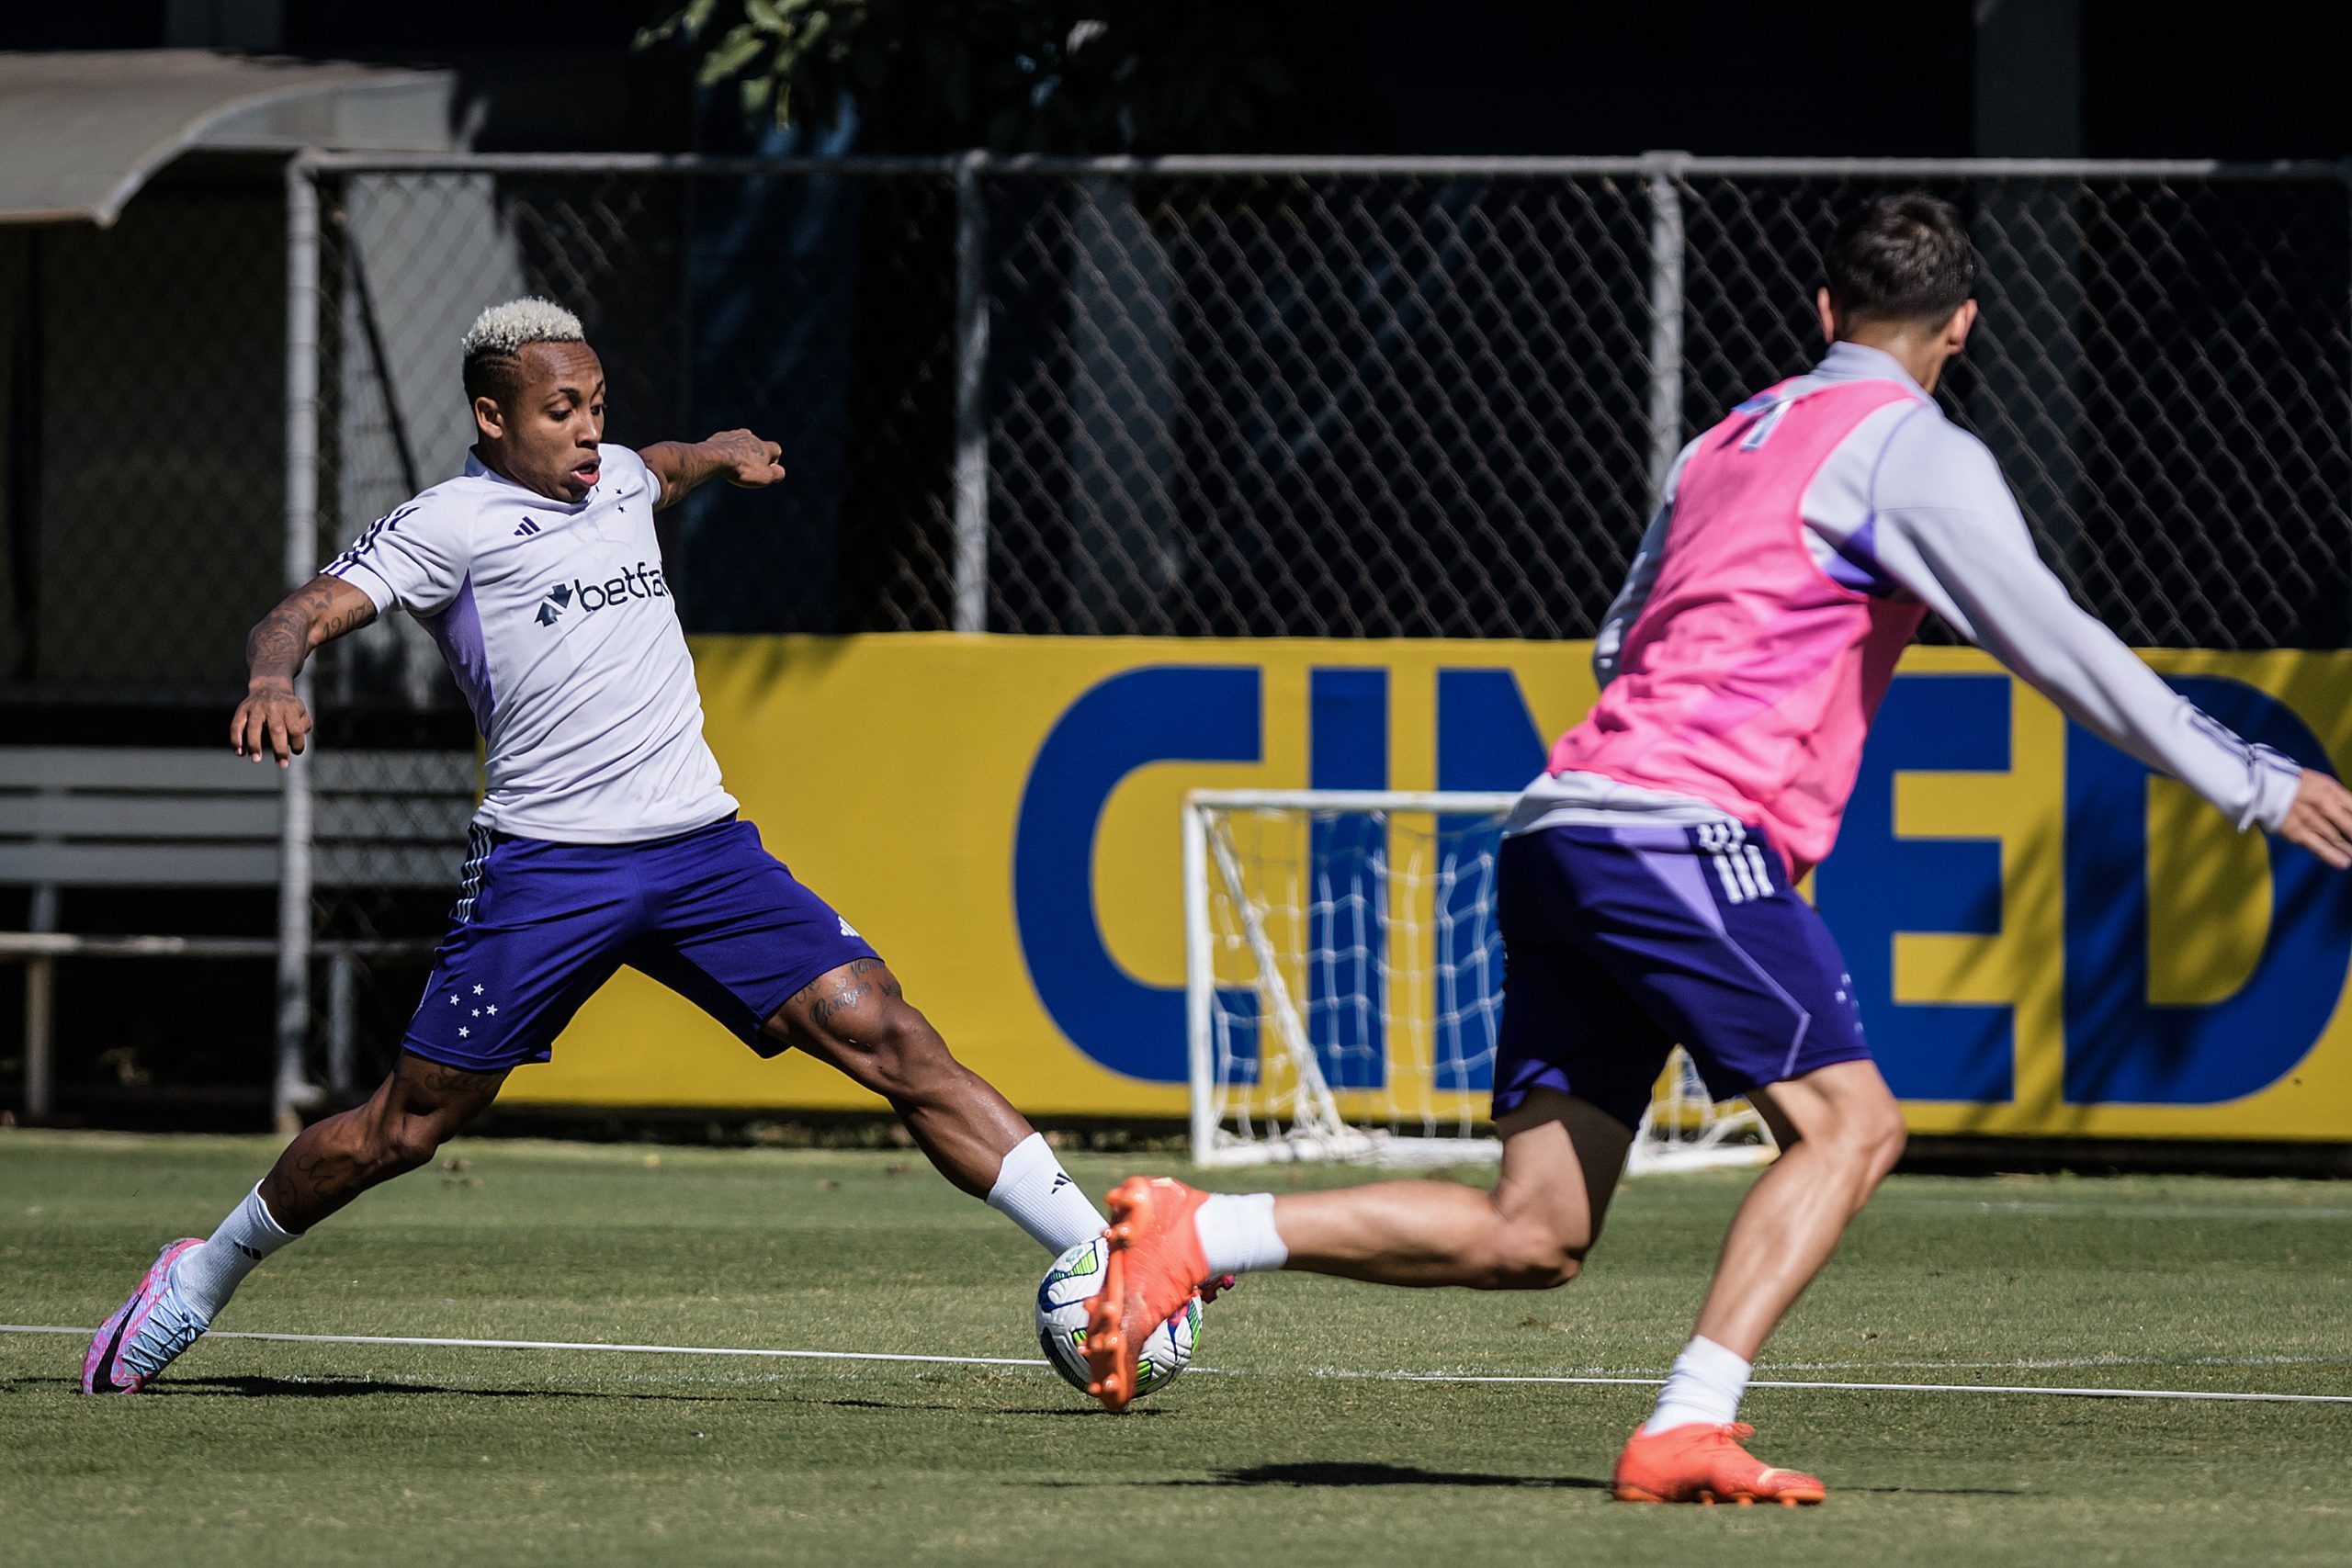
1083;195;2352;1502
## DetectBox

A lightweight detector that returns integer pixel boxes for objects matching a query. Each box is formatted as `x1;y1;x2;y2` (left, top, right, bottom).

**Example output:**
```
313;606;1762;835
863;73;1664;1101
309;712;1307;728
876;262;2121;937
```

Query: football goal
1184;789;1774;1173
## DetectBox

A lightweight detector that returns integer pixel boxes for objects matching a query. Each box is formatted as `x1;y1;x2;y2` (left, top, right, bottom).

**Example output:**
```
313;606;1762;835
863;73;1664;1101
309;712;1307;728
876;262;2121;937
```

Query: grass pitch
3;1132;2347;1567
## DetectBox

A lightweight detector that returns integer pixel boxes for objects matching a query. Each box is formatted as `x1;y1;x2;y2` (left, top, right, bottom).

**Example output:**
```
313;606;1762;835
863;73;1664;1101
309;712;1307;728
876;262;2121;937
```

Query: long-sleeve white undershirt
1520;342;2301;837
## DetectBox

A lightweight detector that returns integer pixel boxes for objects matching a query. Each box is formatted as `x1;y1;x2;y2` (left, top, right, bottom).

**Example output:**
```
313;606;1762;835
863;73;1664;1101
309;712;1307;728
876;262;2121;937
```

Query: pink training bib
1550;377;1928;874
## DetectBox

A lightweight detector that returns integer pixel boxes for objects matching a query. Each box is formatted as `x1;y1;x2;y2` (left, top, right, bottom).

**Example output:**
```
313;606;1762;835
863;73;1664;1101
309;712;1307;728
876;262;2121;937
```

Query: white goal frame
1183;787;1775;1174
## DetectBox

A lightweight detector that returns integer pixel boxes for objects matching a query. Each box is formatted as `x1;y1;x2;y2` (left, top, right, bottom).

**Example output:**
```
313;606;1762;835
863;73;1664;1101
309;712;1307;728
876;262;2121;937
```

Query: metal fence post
325;947;357;1100
275;153;322;1135
1645;153;1688;506
1182;795;1214;1162
24;886;57;1122
951;149;991;634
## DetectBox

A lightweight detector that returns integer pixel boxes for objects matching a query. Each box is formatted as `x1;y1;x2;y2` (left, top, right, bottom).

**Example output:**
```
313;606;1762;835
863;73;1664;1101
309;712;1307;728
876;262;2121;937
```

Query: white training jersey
324;444;738;844
1511;341;2301;839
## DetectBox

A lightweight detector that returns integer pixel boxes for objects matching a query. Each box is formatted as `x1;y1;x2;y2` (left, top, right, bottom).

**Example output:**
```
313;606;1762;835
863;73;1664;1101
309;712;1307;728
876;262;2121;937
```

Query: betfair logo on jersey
535;562;669;627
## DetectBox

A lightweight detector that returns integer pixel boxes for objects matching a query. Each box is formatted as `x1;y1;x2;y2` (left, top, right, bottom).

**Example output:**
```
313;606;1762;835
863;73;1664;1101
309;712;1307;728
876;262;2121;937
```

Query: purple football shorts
401;816;877;1073
1491;818;1872;1129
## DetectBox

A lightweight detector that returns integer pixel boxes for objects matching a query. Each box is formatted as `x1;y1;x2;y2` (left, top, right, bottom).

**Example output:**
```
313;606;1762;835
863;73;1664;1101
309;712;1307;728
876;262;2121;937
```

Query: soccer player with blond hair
1080;195;2352;1503
85;299;1113;1393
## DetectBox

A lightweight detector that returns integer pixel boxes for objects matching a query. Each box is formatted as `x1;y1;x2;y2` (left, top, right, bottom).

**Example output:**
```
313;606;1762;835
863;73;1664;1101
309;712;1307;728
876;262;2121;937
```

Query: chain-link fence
6;152;2344;707
0;164;292;705
7;151;2351;1122
294;152;2352;671
309;158;963;711
286;149;2352;1112
978;160;2349;645
1674;166;2351;649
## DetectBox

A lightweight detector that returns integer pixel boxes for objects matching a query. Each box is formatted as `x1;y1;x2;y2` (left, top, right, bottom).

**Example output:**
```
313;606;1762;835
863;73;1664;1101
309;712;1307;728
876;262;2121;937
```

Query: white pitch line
1757;1353;2343;1373
8;1323;2349;1404
1886;1200;2352;1221
0;1324;1042;1370
1330;1369;2352;1404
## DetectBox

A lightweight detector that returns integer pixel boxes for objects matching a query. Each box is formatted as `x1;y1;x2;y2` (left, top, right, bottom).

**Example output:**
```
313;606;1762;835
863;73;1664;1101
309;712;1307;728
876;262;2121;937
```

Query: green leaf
696;22;768;86
639;0;720;48
630;1;698;51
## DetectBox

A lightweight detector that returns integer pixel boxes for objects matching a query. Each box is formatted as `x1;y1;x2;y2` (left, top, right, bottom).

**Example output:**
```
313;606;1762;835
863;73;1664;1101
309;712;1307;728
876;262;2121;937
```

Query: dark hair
1823;193;1979;329
461;349;522;407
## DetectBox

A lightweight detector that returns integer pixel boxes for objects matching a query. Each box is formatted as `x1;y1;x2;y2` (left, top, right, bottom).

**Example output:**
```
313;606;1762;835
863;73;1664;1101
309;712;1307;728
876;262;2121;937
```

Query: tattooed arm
232;574;378;766
639;430;786;511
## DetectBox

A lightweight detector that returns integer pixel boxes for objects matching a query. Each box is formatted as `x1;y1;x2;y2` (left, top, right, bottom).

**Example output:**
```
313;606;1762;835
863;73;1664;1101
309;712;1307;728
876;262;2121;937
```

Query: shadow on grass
1036;1461;2025;1496
4;1376;1153;1422
1039;1461;1612;1490
3;1374;743;1404
816;1395;1167;1418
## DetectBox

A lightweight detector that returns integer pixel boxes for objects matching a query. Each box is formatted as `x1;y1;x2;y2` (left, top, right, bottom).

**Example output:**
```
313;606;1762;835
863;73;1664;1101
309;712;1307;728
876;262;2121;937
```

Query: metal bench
1;746;479;1124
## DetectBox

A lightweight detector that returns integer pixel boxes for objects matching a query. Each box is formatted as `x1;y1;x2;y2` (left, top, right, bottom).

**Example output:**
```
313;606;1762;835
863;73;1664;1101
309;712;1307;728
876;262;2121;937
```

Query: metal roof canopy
0;50;459;226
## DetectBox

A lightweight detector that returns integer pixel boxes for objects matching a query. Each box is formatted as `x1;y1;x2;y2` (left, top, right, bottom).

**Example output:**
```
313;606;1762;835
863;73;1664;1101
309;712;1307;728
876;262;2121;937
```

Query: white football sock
1192;1192;1288;1276
985;1133;1107;1255
1642;1334;1752;1433
174;1184;302;1321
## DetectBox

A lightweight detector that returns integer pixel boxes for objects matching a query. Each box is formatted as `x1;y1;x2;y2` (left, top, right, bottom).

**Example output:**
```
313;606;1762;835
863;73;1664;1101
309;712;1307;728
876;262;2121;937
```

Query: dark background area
4;1;2345;162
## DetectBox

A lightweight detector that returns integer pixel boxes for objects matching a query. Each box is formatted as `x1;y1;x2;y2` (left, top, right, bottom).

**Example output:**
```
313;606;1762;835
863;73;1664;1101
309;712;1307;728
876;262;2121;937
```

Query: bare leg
260;1052;508;1232
1687;1058;1906;1359
1268;1090;1634;1289
764;958;1033;1198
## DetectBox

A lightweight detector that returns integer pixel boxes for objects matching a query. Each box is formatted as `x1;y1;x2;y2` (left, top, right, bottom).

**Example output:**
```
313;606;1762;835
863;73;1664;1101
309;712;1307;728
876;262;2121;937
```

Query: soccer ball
1035;1235;1201;1402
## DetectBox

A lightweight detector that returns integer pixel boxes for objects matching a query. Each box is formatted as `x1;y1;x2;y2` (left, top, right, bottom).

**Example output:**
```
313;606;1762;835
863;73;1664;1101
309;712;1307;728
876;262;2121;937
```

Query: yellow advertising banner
502;635;2352;1143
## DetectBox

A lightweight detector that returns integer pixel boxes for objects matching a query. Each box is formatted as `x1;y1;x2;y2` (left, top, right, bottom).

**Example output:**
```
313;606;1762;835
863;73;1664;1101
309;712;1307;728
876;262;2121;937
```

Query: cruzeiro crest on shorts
1696;820;1775;906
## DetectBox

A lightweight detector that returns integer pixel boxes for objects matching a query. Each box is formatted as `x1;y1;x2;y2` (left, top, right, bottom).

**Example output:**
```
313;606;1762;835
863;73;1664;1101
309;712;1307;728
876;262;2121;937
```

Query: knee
360;1115;446;1179
1859;1099;1907;1177
1816;1098;1906;1188
1479;1221;1587;1291
1867;1112;1908;1187
840;1005;959;1103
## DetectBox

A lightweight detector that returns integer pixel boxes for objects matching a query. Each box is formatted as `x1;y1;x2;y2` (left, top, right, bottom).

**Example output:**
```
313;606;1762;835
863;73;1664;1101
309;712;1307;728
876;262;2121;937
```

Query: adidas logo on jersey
514;518;542;537
536;562;670;627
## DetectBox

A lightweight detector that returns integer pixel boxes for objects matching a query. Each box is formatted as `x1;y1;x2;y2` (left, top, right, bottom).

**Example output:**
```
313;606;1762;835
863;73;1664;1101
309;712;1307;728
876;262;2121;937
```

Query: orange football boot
1083;1176;1214;1411
1611;1422;1826;1506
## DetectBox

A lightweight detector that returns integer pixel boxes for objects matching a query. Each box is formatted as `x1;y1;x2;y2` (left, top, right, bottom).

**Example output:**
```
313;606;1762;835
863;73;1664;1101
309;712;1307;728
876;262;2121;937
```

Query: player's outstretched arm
639;430;786;511
232;573;377;767
2277;771;2352;869
1856;415;2340;862
1896;515;2313;847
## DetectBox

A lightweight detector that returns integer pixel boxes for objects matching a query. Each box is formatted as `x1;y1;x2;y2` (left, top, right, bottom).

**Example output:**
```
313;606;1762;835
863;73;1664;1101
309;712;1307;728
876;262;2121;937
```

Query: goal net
1184;790;1774;1173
